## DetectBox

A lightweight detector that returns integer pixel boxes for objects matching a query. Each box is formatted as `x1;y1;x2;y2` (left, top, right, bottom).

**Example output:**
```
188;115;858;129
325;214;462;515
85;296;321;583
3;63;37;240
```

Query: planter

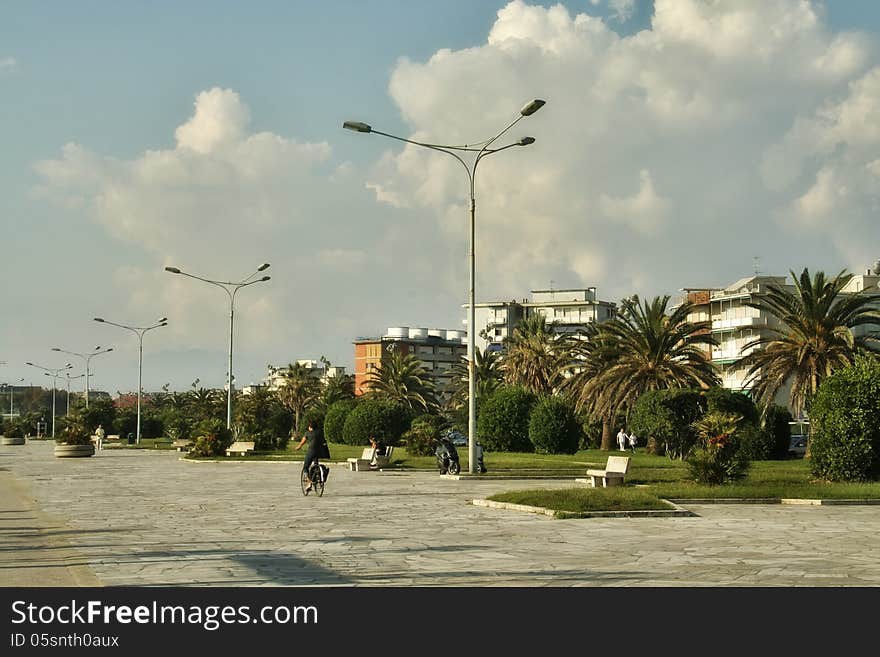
54;444;95;458
0;436;26;446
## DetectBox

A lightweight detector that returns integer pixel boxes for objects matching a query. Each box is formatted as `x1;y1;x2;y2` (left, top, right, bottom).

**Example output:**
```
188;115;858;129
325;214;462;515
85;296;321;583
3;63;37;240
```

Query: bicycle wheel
301;468;311;496
312;464;325;497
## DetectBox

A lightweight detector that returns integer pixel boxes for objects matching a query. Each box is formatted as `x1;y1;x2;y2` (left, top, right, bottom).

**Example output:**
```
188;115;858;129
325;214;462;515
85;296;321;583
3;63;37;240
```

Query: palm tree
734;268;880;417
447;346;502;411
558;323;622;450
317;373;355;411
565;296;718;448
368;350;438;413
501;313;565;396
187;387;223;421
276;363;321;432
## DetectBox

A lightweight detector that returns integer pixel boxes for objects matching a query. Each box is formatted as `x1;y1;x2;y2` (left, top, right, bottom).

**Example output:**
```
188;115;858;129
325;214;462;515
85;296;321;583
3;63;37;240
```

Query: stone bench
582;455;630;487
226;441;255;457
347;446;394;471
172;439;194;452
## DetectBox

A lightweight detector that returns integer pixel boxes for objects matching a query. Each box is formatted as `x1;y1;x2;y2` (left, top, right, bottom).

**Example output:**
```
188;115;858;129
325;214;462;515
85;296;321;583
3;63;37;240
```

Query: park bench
173;439;194;452
584;455;630;487
226;441;255;457
347;448;376;471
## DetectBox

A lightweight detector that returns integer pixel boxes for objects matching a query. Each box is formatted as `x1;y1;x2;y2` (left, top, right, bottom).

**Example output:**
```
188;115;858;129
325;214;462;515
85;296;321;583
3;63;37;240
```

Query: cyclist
295;422;320;492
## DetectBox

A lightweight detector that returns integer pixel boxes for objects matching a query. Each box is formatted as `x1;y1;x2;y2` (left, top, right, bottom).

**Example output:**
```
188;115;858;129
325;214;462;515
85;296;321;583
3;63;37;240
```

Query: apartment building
353;327;467;399
241;360;347;395
466;287;616;353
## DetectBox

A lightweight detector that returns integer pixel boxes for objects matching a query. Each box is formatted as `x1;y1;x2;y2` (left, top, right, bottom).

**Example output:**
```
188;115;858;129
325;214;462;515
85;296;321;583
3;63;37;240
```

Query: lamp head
260;276;271;282
94;317;104;323
51;348;60;352
25;362;33;366
518;136;536;146
343;121;372;133
520;99;546;116
157;317;168;323
257;263;270;272
165;267;181;274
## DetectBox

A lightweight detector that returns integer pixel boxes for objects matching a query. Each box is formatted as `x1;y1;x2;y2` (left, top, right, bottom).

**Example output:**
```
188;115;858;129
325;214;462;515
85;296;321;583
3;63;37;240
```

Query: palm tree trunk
600;416;613;451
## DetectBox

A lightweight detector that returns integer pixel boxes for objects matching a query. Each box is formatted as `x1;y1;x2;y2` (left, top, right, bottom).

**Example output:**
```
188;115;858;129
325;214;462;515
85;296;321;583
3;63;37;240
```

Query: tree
501;313;565;396
187;387;223;422
734;268;880;417
368;350;439;414
276;363;321;433
317;373;355;411
447;346;502;411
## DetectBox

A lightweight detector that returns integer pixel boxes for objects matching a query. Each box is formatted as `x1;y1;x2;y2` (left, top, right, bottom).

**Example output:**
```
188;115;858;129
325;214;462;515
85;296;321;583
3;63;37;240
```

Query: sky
2;0;880;394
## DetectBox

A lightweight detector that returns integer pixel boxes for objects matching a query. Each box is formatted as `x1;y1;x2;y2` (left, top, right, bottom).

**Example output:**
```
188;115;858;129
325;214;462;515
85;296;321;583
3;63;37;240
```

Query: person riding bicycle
295;422;320;493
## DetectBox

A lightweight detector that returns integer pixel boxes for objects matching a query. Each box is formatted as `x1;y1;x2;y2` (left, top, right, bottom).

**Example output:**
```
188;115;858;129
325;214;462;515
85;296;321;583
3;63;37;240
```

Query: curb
442;474;582;481
667;498;880;506
471;498;696;519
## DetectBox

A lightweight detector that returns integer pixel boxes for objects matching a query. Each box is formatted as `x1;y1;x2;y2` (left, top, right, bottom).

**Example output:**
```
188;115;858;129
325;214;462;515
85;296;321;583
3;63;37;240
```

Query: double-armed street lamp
2;378;25;416
165;264;271;428
51;346;113;408
343;99;546;473
60;372;85;415
94;317;168;444
25;361;72;438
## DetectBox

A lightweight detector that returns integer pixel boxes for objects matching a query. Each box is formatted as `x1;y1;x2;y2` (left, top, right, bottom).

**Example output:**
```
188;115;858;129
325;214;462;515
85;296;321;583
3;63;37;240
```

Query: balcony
711;317;768;331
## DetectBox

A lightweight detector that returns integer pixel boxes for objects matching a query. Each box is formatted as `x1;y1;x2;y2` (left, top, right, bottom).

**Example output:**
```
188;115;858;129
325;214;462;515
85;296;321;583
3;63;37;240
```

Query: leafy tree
629;389;706;459
324;399;359;444
342;398;411;446
187;387;224;422
447;346;502;412
403;414;446;456
275;363;321;435
368;350;438;414
734;268;880;417
501;313;565;396
317;373;355;411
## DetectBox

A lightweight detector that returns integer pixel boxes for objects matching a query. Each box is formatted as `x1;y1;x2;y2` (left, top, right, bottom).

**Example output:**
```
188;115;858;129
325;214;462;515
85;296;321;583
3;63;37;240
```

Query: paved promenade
2;440;879;587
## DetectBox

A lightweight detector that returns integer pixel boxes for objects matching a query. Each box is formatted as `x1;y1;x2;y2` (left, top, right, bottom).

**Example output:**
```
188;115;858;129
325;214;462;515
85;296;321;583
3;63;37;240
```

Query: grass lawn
489;487;673;512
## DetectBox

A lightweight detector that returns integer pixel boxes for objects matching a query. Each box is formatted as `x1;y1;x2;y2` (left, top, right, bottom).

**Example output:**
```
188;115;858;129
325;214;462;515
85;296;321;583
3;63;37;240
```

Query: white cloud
0;56;17;74
609;0;636;23
32;2;880;385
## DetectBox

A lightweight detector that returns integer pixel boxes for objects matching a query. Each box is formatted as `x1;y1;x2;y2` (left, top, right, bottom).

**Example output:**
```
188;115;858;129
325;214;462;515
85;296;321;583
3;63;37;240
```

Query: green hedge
528;396;581;454
630;389;705;459
324;399;359;444
477;386;536;452
341;398;411;446
809;357;880;482
403;415;445;456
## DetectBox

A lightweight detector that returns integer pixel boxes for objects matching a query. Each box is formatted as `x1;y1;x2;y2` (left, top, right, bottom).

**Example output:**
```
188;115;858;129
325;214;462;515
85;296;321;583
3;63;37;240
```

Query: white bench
173;439;194;452
347;448;376;471
584;456;630;487
373;446;394;469
226;440;255;457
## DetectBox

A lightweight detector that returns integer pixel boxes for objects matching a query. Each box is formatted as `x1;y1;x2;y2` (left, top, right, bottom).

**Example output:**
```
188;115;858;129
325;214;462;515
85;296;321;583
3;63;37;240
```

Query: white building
465;287;616;353
241;360;347;395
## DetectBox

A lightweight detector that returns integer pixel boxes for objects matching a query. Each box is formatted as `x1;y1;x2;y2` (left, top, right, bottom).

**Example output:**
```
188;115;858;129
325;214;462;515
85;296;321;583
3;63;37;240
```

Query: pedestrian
95;424;105;451
616;427;628;452
628;431;637;454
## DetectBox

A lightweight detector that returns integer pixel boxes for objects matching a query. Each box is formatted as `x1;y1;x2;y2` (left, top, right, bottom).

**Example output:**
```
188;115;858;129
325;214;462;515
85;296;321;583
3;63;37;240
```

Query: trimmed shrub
477;386;537;452
630;389;705;459
529;396;581;454
809;357;880;482
55;413;92;446
324;399;359;444
3;419;23;438
737;424;776;461
404;415;445;456
300;407;325;435
704;387;760;425
342;398;411;446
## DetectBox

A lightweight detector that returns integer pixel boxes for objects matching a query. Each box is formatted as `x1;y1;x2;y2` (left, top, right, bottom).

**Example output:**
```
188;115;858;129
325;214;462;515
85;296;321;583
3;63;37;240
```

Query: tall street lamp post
94;316;168;444
51;346;113;408
2;378;24;416
165;264;270;428
343;98;545;473
25;362;72;438
60;372;85;415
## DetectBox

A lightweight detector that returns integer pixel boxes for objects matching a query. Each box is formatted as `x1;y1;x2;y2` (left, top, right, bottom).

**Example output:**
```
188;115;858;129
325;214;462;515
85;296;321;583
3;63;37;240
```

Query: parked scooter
435;436;461;475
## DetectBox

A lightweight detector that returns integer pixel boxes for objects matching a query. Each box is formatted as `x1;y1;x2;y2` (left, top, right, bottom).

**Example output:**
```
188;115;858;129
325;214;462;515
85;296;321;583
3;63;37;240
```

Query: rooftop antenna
753;256;761;276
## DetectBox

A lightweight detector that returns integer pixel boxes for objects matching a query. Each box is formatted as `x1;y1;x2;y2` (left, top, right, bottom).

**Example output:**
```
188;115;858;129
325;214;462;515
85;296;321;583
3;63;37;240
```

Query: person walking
95;424;106;451
627;431;638;454
616;427;628;452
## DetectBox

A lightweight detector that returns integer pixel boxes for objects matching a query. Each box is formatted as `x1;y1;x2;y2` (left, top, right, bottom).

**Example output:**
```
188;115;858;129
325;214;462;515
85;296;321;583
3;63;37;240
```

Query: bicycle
301;459;328;497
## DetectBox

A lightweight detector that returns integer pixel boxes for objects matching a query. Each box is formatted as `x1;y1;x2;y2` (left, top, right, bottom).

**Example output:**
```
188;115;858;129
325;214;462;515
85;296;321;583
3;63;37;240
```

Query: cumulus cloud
609;0;636;23
33;1;880;385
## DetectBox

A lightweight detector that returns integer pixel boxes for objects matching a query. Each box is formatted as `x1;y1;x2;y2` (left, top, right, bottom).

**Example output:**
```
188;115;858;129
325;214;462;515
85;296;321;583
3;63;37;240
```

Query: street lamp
2;378;24;416
165;264;271;428
51;346;113;408
343;98;545;473
25;361;72;438
60;372;85;416
94;316;168;444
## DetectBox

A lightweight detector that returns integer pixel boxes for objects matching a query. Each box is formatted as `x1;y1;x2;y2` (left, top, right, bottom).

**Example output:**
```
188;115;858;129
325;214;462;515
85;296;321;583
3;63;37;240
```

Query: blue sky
3;1;880;392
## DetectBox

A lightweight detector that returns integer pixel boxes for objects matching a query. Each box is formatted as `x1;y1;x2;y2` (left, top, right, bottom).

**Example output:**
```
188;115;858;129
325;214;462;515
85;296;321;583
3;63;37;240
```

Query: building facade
353;327;467;399
467;287;616;353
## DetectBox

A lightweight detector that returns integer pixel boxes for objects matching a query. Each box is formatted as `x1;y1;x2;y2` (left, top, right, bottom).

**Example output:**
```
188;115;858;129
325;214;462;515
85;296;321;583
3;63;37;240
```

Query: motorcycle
435;436;461;475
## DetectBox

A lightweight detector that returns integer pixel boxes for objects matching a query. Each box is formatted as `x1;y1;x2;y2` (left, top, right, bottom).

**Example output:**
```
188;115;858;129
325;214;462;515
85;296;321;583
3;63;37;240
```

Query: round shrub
477;386;536;452
737;424;775;461
189;418;233;457
529;396;581;454
342;398;411;446
324;399;359;444
686;411;750;484
55;413;91;446
403;415;445;456
704;387;759;425
809;357;880;482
